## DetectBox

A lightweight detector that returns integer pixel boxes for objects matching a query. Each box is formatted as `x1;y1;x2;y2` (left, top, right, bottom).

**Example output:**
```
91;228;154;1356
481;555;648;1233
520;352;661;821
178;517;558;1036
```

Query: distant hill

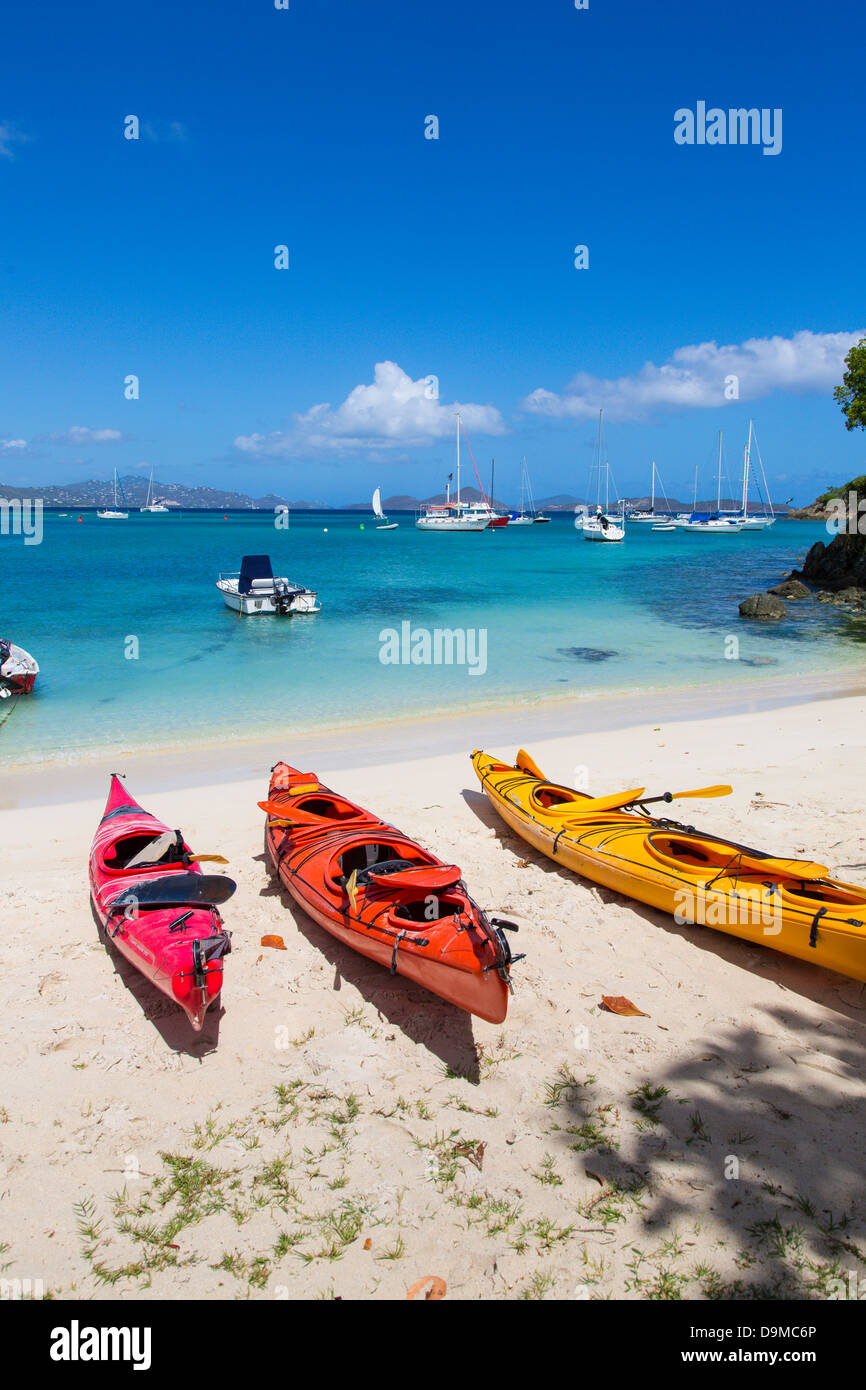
623;494;793;515
0;474;323;510
349;488;589;512
0;472;796;513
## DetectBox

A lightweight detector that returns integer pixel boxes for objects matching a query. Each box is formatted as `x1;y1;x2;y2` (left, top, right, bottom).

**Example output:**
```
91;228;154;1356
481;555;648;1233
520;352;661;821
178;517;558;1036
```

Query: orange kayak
261;762;519;1022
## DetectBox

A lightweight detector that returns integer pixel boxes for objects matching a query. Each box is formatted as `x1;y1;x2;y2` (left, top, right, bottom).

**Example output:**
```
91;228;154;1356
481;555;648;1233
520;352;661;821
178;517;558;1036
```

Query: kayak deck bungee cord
261;762;521;1022
471;749;866;982
89;775;234;1029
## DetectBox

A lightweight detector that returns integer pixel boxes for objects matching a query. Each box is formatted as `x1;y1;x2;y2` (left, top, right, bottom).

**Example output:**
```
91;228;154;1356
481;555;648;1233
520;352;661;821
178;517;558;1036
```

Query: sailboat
577;411;625;542
140;467;169;513
97;469;128;519
726;422;776;529
415;415;489;531
507;458;535;525
627;462;673;524
676;433;744;533
372;487;398;529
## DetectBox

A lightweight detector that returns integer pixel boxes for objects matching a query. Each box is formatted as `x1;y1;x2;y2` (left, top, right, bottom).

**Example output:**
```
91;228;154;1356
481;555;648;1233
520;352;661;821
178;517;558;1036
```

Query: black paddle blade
108;873;237;912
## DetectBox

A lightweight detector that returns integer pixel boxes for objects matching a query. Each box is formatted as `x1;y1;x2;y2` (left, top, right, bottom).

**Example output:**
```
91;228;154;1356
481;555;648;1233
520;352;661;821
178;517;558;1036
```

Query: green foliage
816;474;866;505
834;337;866;432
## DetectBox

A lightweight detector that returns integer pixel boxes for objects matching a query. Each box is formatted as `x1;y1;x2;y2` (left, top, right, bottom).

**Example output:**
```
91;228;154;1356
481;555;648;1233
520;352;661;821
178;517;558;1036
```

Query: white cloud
142;120;188;143
50;426;123;445
0;438;27;451
234;360;507;457
0;122;29;159
522;330;865;423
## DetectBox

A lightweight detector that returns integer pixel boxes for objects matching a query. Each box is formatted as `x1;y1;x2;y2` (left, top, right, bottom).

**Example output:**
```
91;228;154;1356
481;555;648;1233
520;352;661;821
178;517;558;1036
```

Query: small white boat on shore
217;555;320;615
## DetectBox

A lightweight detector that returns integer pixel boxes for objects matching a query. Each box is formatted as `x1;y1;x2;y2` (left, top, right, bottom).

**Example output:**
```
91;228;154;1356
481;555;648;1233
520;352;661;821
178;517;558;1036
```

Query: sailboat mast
456;412;461;506
596;409;603;508
717;431;722;512
651;461;655;513
743;420;752;517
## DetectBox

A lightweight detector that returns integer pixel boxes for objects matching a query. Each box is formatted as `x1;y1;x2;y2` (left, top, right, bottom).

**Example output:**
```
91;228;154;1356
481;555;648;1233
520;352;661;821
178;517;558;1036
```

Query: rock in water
768;578;810;600
739;593;786;622
556;647;618;661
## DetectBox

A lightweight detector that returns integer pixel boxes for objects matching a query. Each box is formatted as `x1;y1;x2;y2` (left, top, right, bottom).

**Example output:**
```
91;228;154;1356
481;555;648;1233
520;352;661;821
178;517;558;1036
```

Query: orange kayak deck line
471;749;866;983
261;762;520;1022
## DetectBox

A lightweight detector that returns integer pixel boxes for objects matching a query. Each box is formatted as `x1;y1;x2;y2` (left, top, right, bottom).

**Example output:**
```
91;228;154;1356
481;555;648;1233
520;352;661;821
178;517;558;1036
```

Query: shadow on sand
254;851;483;1082
89;898;223;1058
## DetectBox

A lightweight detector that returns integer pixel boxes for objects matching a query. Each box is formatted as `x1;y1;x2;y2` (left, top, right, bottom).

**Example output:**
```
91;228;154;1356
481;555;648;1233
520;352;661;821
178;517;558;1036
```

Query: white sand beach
2;691;865;1301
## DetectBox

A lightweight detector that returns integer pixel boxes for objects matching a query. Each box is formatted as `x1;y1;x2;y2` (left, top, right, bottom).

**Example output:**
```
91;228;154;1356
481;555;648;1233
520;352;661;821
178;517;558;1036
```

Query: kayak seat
368;863;462;892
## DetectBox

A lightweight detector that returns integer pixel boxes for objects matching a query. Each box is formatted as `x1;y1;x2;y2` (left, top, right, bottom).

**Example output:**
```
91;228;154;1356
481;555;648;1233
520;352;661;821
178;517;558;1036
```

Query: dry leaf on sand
600;995;649;1017
407;1275;447;1301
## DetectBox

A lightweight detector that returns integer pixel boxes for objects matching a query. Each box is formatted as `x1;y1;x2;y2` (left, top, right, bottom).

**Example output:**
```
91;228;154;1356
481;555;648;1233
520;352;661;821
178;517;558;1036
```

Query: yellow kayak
471;748;866;982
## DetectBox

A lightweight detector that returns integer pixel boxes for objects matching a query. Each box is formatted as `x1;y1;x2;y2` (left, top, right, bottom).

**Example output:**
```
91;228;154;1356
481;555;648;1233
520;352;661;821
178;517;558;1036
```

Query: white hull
507;514;534;526
677;521;744;534
216;579;320;614
376;522;399;530
97;510;127;519
415;515;488;531
141;504;169;513
583;523;625;542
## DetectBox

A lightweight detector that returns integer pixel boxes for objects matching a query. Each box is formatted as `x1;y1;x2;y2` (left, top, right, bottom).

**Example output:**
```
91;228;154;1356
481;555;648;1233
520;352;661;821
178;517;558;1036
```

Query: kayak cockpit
530;784;583;811
102;829;187;873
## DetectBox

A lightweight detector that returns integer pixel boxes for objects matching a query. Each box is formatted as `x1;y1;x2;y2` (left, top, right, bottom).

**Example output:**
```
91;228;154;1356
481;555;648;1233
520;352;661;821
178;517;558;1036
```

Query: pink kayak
89;775;234;1029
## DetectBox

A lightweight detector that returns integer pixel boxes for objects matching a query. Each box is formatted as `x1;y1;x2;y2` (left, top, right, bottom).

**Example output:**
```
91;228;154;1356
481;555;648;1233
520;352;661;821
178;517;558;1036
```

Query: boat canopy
238;555;275;594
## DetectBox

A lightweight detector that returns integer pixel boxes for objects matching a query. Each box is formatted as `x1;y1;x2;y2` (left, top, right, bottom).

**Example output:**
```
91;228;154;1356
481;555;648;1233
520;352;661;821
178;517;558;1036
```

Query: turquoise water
0;511;861;764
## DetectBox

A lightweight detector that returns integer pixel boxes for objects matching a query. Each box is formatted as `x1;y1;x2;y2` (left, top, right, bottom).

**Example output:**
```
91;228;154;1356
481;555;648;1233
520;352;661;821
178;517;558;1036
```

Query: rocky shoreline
738;510;866;623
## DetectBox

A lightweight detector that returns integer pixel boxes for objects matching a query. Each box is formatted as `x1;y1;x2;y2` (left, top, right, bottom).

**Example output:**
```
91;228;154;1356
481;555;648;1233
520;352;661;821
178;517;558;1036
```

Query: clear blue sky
1;0;864;504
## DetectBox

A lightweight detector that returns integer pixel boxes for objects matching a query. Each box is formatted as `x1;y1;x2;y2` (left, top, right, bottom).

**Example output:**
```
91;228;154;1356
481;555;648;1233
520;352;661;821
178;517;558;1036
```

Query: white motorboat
98;469;128;519
372;486;398;529
577;411;625;542
217;554;320;614
140;467;170;513
416;414;490;531
0;639;38;696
